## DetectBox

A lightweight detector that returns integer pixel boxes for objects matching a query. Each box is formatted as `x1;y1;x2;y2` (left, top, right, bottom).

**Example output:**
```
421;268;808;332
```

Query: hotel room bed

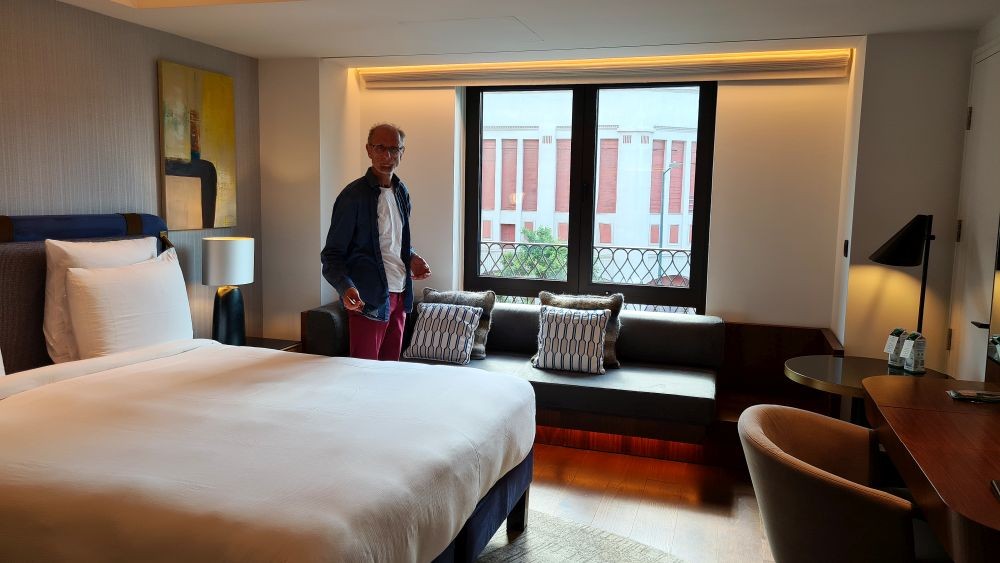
0;214;535;562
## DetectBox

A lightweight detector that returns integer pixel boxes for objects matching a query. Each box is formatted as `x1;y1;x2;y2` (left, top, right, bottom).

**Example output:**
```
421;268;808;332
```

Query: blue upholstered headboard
0;213;168;374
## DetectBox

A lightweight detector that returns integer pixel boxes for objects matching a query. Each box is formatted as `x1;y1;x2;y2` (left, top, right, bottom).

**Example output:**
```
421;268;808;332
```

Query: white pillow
404;303;483;365
532;305;610;374
65;248;193;360
44;237;157;363
0;346;5;376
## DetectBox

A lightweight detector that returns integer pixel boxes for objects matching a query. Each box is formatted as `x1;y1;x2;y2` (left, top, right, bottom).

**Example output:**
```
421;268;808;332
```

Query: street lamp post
657;164;677;283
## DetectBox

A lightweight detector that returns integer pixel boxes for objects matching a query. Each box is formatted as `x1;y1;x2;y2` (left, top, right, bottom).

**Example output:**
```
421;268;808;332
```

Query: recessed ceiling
59;0;1000;61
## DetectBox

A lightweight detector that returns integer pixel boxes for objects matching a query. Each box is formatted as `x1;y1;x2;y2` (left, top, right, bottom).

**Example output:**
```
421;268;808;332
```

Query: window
500;223;515;242
482;220;492;240
598;223;612;244
522;140;538;212
557;222;568;242
464;83;716;312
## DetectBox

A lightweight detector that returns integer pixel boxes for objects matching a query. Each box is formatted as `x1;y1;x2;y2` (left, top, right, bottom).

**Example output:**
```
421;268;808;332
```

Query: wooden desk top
863;376;1000;563
785;355;946;398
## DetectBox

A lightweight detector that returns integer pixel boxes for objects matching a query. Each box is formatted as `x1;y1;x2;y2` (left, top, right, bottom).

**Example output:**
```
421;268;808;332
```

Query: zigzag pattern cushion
532;305;610;374
404;303;483;365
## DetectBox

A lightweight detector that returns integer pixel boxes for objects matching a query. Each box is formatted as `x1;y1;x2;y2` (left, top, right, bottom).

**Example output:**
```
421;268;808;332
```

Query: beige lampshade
202;237;254;286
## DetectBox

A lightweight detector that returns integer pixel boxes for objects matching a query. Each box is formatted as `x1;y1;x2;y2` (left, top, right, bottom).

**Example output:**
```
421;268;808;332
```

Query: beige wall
980;13;1000;46
259;59;322;339
358;89;461;294
257;61;364;339
0;0;262;339
706;78;850;325
844;31;976;371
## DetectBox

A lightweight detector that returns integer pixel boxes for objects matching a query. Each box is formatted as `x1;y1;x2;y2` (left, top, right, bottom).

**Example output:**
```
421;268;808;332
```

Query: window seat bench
301;301;725;444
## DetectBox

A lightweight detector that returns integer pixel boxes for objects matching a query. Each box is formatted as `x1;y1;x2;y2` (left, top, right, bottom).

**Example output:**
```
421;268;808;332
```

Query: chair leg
507;487;530;534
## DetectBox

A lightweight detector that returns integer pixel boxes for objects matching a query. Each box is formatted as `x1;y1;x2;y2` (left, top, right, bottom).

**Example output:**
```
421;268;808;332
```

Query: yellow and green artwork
158;60;237;230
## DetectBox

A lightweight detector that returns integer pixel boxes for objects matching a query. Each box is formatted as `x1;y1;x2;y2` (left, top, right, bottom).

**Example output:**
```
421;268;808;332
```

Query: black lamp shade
869;215;932;267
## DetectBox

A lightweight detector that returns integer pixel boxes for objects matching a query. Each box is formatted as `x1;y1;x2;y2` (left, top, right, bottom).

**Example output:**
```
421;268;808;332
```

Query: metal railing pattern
495;295;694;315
479;241;692;288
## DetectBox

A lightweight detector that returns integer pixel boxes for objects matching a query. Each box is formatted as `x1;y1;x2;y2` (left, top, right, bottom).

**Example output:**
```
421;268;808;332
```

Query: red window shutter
524;221;534;233
669;225;679;244
599;223;612;244
649;140;665;213
522;140;538;212
556;139;570;212
557;222;568;242
669;141;683;214
650;225;660;244
481;220;492;240
597;139;618;213
500;224;515;242
689;141;697;213
481;140;496;211
501;139;517;210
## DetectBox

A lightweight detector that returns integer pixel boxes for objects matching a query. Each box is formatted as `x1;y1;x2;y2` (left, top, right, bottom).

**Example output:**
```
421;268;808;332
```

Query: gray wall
0;0;262;339
845;31;975;370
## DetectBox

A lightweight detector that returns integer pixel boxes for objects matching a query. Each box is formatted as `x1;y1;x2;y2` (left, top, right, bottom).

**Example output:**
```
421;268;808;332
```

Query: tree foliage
497;227;568;280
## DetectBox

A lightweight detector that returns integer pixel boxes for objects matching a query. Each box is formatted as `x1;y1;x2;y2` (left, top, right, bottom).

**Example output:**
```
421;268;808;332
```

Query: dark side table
783;355;947;421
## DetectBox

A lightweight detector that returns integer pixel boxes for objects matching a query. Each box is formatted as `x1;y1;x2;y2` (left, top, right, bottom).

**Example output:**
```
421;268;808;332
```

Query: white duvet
0;340;536;563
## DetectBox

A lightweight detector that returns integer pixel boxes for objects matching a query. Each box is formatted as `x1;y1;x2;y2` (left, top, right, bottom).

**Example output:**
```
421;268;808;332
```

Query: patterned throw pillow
404;303;484;365
421;288;495;359
539;291;624;368
532;305;611;374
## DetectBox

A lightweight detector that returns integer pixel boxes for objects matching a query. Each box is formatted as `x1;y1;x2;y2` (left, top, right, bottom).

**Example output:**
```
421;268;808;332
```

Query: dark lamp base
212;285;246;346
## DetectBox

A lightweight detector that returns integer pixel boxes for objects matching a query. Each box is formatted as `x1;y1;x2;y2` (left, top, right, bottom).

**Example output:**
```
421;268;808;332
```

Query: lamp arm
916;216;935;334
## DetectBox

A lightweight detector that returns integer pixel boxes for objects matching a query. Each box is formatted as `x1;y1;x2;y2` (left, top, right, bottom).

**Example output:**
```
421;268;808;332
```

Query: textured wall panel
0;0;261;338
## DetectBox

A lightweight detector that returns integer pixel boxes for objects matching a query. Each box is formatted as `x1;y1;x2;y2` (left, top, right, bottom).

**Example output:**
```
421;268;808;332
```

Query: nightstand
244;337;302;352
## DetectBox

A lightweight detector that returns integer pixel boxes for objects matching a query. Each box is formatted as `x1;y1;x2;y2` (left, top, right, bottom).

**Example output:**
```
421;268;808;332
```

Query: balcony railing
479;241;692;287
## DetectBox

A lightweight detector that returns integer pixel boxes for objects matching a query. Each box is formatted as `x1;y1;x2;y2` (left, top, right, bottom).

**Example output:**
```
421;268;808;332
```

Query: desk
864;376;1000;563
784;355;946;420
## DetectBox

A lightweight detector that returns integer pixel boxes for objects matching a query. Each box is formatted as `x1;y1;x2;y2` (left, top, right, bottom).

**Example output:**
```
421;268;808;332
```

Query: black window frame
463;82;717;313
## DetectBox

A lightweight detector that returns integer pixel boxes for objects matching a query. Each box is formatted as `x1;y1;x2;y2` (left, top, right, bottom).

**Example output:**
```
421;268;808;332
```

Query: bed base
432;450;533;562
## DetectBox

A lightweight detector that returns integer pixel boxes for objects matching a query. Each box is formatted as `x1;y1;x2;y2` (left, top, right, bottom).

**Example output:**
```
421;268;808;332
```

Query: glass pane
591;87;700;288
479;90;572;281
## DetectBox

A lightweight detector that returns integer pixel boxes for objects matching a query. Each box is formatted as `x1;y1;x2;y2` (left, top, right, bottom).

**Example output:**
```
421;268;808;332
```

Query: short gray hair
367;123;406;144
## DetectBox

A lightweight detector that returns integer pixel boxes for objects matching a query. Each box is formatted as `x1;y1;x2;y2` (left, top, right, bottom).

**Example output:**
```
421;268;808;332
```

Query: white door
948;49;1000;381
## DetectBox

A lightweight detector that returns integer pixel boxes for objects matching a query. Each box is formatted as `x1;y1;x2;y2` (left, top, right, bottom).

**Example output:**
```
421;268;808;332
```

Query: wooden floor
528;444;774;563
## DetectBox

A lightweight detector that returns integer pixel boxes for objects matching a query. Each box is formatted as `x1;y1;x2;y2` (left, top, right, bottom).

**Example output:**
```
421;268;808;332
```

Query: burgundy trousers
348;292;406;361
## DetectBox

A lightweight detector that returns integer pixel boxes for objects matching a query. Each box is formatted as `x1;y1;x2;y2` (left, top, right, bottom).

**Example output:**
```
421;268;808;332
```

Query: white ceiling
58;0;1000;63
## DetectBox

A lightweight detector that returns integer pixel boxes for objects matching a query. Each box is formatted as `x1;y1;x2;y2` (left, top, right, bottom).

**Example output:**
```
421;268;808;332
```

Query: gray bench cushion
406;352;716;426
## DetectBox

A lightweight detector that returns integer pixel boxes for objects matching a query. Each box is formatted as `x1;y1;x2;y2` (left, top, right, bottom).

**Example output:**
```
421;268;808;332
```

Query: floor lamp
869;214;935;333
203;237;254;345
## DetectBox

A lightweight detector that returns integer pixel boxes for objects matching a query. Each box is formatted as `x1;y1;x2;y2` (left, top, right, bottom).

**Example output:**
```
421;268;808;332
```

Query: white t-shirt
378;186;407;292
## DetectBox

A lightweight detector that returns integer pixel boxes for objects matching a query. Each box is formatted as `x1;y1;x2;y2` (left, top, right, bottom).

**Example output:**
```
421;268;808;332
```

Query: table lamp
869;214;935;333
202;237;254;345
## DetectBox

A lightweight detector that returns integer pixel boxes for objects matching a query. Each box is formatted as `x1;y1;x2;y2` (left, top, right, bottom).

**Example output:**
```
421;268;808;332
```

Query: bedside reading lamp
202;237;254;345
869;214;935;333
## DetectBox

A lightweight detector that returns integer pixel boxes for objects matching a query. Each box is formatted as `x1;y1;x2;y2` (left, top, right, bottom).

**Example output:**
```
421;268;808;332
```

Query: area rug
478;510;684;563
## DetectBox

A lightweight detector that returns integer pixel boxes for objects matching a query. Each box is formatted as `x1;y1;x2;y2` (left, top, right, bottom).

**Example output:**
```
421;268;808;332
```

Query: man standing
321;123;431;360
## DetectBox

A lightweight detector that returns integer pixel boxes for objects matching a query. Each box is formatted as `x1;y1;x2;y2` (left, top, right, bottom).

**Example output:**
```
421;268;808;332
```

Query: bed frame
0;213;531;562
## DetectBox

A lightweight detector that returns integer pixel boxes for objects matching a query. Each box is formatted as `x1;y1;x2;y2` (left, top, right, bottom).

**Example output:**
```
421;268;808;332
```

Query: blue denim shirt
321;168;414;321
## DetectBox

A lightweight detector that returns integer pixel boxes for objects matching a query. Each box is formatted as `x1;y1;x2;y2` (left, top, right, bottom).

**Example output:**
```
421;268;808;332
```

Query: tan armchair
738;404;923;563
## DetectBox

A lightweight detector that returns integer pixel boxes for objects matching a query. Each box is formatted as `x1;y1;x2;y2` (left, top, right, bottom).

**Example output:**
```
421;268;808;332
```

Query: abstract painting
158;60;237;230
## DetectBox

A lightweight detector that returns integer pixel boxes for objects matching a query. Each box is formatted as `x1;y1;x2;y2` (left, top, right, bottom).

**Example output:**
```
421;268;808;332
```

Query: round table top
783;355;948;398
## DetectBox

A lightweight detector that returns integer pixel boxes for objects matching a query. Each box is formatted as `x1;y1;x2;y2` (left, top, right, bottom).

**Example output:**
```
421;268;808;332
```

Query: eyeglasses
369;144;405;157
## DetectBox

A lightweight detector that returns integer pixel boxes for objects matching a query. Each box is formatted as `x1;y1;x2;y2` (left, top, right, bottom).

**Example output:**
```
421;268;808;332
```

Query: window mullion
568;85;597;296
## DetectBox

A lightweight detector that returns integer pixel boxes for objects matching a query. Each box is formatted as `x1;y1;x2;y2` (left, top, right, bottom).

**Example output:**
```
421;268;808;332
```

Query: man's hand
411;254;432;281
341;287;365;312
